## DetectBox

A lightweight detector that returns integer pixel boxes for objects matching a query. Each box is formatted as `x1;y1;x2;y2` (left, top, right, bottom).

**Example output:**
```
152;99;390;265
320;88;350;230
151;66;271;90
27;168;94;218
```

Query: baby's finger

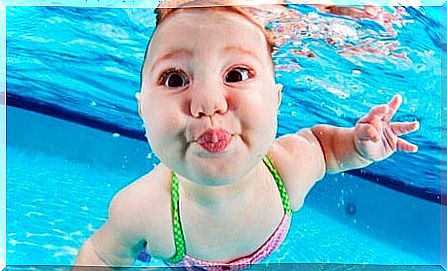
359;104;389;123
397;138;418;153
384;94;402;122
356;123;380;142
384;126;397;152
391;121;420;136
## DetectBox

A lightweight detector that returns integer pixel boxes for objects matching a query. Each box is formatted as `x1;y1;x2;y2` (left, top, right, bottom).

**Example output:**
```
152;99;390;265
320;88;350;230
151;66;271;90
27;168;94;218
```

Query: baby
74;1;420;270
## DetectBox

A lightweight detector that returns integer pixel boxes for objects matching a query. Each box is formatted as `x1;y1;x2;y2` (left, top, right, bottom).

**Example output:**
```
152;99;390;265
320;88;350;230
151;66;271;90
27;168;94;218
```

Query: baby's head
137;1;283;186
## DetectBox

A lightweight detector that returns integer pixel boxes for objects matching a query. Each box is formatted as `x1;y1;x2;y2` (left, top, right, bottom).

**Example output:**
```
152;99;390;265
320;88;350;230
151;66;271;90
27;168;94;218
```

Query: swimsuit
138;155;292;271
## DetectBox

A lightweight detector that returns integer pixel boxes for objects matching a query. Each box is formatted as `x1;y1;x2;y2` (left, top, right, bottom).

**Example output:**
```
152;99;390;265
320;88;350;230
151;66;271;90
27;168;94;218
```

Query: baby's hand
354;94;419;162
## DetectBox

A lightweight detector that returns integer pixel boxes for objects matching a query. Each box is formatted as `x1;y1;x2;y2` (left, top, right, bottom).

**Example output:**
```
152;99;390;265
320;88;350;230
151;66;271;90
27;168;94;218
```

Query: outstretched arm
311;94;419;174
273;95;418;211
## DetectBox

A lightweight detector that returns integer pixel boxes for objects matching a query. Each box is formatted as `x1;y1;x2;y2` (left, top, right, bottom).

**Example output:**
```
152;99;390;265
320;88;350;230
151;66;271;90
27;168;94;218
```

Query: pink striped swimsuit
164;155;293;271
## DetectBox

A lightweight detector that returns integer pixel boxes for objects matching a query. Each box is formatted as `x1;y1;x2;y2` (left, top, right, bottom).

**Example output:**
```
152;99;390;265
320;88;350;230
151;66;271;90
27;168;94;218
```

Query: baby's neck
177;162;263;211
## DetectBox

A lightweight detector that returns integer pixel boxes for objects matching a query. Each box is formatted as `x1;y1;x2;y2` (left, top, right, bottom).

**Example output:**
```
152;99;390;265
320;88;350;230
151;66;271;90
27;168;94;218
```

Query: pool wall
0;105;5;270
442;204;446;270
441;5;446;270
7;106;152;176
6;106;442;265
1;2;6;269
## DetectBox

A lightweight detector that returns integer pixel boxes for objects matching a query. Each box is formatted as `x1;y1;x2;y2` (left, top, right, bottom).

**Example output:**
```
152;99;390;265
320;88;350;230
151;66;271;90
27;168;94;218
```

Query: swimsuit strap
167;154;292;263
168;171;187;263
262;155;292;216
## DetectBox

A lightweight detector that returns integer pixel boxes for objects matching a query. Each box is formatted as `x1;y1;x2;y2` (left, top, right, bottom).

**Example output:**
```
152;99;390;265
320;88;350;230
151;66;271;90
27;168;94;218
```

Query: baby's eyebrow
149;49;193;73
221;45;261;63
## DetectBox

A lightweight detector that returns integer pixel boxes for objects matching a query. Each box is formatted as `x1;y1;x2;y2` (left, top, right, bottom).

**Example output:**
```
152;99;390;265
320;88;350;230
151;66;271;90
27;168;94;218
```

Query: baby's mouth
196;129;232;153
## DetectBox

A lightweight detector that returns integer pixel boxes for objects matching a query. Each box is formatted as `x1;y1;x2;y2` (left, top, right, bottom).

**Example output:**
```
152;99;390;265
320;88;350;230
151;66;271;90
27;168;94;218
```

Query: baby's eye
225;67;254;83
159;69;190;88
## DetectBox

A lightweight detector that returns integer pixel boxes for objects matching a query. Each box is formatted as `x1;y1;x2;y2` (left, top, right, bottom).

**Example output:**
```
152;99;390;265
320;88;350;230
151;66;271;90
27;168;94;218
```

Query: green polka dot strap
262;155;292;216
167;171;186;263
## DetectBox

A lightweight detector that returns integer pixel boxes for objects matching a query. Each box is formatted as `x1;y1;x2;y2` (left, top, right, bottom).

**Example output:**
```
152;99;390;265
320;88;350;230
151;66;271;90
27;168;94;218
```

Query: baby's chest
144;163;288;262
148;192;284;262
147;218;281;262
183;212;283;261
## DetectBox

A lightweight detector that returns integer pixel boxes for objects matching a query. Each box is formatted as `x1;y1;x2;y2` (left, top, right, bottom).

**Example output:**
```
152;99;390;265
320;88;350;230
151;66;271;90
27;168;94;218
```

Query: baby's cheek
237;93;277;133
144;104;183;140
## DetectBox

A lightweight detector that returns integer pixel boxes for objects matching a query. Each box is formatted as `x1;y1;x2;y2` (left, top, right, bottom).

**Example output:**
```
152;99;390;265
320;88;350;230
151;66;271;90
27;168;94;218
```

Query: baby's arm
74;189;146;268
274;95;418;210
310;125;371;174
311;95;419;174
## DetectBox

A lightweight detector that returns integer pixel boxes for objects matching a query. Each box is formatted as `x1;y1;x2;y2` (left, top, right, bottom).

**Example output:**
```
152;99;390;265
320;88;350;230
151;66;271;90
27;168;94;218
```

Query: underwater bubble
346;203;357;216
352;69;361;75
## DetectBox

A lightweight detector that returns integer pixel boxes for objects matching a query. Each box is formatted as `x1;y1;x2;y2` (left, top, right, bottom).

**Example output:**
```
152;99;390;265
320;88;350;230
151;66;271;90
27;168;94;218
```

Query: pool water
5;3;445;270
6;144;432;266
6;5;443;195
6;109;439;267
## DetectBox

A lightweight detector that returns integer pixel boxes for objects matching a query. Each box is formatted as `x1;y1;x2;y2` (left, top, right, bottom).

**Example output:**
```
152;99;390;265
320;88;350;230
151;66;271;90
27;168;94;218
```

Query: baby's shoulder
113;163;171;213
268;129;326;211
109;163;176;258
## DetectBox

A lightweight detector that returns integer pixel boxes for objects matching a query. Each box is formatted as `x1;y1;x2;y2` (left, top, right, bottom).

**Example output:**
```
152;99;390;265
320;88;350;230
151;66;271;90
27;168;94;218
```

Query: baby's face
139;8;282;185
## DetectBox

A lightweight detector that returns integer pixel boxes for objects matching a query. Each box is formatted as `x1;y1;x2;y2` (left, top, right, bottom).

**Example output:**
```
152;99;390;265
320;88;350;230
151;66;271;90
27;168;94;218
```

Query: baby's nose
190;85;228;118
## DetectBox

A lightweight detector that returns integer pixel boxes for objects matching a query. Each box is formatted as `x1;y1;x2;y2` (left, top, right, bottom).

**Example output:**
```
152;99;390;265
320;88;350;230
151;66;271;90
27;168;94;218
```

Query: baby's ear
135;92;143;118
275;84;283;107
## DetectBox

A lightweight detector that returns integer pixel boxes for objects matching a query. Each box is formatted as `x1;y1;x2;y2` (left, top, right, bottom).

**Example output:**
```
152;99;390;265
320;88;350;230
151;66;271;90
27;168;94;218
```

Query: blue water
6;6;443;194
6;145;435;266
5;4;444;268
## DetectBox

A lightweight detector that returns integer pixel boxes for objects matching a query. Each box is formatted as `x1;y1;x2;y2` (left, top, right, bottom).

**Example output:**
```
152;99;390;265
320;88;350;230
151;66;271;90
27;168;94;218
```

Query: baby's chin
182;154;254;185
188;156;246;181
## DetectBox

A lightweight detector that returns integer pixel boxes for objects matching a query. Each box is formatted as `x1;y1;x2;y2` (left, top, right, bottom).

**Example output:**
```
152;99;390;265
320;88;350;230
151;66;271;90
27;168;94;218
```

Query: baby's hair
154;1;275;53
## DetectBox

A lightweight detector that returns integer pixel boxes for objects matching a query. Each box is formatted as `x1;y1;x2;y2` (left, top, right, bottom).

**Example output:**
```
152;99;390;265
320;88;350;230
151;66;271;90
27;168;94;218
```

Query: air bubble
352;69;361;75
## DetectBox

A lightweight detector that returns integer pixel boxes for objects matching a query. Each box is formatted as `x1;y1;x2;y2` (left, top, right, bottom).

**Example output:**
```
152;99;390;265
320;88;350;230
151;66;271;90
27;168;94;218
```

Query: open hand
354;94;419;162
